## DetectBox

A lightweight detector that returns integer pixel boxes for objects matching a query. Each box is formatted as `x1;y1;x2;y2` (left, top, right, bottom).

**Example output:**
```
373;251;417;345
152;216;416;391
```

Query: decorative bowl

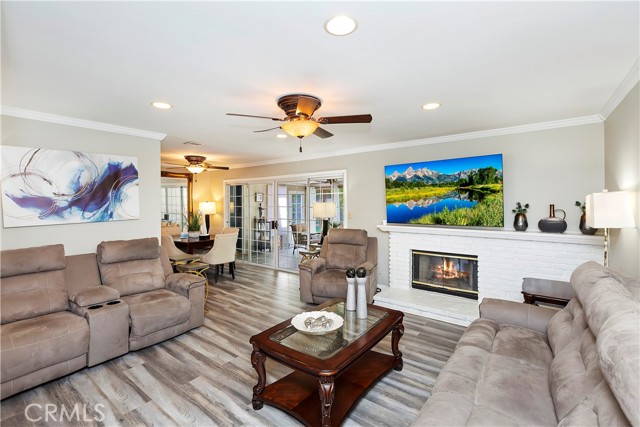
291;311;344;335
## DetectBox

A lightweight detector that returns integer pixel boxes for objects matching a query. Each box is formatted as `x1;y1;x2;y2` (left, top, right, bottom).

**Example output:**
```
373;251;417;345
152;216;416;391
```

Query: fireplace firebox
412;250;478;300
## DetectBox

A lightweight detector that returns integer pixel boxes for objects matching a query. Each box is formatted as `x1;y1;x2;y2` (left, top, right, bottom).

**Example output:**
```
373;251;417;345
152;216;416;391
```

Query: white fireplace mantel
375;224;604;325
377;224;603;246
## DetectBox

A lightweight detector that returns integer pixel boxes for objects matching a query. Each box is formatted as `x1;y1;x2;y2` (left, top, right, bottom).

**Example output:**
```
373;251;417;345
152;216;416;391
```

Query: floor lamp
585;190;635;267
312;201;336;244
199;201;216;236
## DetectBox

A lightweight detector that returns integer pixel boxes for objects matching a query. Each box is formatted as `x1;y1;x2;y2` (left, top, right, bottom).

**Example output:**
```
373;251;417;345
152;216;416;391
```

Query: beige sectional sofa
0;237;205;400
414;261;639;426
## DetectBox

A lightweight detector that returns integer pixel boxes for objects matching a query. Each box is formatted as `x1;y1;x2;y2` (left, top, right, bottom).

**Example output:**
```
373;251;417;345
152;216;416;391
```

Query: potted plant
185;212;202;238
575;201;597;235
512;202;530;231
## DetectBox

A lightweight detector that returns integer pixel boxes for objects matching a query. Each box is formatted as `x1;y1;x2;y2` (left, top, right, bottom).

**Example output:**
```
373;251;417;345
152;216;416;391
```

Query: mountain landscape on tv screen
385;154;504;227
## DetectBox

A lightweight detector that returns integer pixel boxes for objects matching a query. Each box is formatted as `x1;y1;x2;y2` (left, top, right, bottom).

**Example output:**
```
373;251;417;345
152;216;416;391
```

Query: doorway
225;171;346;272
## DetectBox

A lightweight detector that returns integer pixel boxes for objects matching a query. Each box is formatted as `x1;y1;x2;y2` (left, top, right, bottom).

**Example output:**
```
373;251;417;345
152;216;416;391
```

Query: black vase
538;204;567;233
579;213;598;235
513;213;528;231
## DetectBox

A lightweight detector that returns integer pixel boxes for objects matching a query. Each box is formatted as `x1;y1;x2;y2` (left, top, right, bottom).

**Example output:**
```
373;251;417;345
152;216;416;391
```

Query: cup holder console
88;304;104;310
106;300;122;305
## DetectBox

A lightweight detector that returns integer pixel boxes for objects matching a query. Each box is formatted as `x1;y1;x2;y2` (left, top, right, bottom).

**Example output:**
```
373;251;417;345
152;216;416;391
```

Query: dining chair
199;230;239;283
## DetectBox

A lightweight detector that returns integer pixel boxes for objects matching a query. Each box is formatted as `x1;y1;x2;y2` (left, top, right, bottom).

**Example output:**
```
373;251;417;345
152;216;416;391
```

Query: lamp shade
281;119;319;138
199;201;216;214
585;191;635;228
313;202;336;219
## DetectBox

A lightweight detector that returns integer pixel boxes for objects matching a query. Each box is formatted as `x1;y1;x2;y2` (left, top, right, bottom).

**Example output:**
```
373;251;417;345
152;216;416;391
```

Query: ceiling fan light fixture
422;102;441;110
324;15;358;36
281;120;319;138
186;164;205;174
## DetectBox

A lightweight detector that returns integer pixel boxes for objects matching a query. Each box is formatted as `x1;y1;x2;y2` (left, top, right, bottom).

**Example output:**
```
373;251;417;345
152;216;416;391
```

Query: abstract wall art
1;146;139;227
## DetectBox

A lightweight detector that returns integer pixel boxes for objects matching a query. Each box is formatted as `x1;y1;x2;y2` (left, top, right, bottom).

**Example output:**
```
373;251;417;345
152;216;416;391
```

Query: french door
225;171;346;272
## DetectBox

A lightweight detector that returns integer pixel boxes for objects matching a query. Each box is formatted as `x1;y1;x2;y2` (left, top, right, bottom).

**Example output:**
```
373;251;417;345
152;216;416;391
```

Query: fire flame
433;257;468;280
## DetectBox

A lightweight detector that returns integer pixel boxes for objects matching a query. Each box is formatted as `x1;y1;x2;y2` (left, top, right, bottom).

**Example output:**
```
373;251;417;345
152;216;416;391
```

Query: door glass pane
277;179;308;270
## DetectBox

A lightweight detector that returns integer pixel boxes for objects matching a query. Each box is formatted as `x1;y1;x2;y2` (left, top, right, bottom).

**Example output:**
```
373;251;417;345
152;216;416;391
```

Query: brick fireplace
376;225;603;325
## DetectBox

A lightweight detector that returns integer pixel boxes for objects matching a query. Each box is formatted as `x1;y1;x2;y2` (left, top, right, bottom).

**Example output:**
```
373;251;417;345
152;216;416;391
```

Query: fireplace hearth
412;250;478;300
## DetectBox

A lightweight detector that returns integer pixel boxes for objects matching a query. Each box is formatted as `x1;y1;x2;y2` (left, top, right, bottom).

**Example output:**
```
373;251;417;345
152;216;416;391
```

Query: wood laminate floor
0;263;465;427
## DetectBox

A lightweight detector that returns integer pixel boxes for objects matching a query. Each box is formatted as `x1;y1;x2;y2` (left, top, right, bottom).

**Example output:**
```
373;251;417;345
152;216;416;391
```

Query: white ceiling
2;1;638;168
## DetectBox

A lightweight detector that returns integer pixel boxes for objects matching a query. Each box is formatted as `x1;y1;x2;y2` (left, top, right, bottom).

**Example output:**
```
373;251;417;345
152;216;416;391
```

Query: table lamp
199;201;216;235
585;190;635;267
312;201;336;243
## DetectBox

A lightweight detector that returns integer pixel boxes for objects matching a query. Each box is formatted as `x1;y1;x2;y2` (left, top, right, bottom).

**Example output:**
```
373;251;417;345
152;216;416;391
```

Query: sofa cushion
422;317;557;426
64;253;102;293
549;328;603;420
1;244;70;324
0;311;88;382
325;230;367;270
310;269;348;299
121;289;191;339
547;298;588;356
558;380;631;427
0;244;66;278
596;306;640;426
98;237;160;264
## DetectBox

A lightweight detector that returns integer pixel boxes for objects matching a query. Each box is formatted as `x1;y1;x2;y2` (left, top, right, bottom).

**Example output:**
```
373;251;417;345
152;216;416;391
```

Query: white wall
604;83;640;279
1;115;161;255
208;122;605;284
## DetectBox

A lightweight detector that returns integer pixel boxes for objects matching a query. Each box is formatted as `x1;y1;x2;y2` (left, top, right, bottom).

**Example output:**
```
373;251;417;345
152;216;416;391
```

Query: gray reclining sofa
414;261;639;426
1;237;205;399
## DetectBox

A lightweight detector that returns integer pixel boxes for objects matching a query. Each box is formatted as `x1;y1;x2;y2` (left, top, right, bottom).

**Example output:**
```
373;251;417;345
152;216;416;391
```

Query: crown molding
0;106;167;141
230;115;603;169
599;58;640;120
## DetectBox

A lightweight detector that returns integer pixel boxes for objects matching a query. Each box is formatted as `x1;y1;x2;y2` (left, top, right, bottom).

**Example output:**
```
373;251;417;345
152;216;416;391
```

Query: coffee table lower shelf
255;350;397;427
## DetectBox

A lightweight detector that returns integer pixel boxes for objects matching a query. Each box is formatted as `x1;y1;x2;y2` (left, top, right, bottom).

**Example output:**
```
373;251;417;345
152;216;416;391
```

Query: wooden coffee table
249;300;404;427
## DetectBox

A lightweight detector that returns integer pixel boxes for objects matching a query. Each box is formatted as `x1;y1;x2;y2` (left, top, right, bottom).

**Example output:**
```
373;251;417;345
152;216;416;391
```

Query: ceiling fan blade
227;113;285;121
254;126;282;133
296;96;321;118
313;127;334;139
316;114;373;125
162;162;188;167
204;165;230;171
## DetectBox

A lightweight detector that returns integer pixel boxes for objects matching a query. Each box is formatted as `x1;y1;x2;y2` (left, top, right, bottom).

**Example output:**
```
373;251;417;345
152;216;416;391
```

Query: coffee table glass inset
269;302;388;360
250;299;404;427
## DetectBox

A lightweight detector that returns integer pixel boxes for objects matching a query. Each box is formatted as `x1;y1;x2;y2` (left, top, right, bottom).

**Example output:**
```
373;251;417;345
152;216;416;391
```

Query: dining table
172;235;215;254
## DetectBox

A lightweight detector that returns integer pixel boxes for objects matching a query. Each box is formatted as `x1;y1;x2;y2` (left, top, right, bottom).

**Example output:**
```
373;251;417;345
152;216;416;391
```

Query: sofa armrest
299;257;326;274
165;273;206;298
68;286;120;307
479;298;557;334
522;277;575;301
357;261;376;274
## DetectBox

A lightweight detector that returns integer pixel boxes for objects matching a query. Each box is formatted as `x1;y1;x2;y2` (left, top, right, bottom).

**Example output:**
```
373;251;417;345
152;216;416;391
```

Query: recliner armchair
299;229;377;304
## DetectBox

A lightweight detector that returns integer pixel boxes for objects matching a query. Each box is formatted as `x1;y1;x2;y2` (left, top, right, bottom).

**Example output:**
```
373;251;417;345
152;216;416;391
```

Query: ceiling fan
227;94;372;152
163;155;229;174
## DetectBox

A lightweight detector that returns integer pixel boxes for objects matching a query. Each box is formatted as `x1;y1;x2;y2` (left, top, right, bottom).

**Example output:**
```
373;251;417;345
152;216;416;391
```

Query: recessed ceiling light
324;15;358;36
276;134;288;139
151;101;172;109
422;103;441;110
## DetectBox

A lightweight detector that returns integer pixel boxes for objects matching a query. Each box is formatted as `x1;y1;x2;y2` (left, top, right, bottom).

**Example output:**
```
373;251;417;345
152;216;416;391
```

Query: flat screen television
385;153;504;227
